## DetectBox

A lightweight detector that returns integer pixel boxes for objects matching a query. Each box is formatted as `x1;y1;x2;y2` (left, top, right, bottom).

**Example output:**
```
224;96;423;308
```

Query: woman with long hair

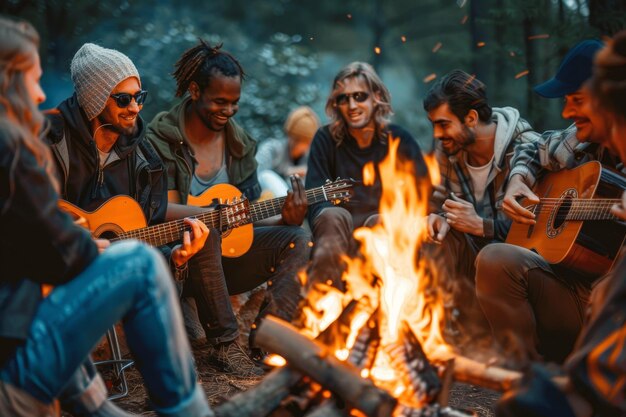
0;16;212;417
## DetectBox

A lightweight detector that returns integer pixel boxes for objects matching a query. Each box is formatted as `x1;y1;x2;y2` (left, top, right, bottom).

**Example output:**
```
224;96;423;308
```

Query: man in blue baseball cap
473;39;625;365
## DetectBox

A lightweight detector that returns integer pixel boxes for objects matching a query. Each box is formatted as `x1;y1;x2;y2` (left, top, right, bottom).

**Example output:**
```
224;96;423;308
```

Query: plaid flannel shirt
509;123;625;186
435;108;541;243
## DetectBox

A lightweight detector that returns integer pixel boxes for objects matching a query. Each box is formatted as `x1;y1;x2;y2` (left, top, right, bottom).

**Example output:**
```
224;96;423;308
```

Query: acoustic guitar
59;179;354;258
506;161;626;278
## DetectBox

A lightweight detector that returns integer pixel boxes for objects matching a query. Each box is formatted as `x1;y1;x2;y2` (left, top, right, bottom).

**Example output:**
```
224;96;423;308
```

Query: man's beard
443;125;475;156
97;114;138;137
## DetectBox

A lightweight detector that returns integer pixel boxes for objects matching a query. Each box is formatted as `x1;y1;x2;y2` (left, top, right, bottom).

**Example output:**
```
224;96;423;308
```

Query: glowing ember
515;70;530;79
432;42;442;53
401;36;407;43
476;41;486;48
528;34;550;40
460;15;468;24
265;354;286;367
374;46;381;55
423;73;437;83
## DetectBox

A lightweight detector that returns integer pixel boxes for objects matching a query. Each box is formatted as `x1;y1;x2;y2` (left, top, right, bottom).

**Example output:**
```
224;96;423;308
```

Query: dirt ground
64;289;501;417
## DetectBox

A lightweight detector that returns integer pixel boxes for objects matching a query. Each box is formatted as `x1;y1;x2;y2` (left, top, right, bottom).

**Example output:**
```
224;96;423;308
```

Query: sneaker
209;341;265;377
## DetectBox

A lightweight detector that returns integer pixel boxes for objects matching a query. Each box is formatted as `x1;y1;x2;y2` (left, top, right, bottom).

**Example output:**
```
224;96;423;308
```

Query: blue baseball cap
534;39;604;98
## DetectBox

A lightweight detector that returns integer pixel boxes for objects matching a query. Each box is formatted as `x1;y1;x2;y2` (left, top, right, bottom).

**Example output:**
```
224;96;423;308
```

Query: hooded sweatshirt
45;94;167;225
146;96;261;204
435;106;541;243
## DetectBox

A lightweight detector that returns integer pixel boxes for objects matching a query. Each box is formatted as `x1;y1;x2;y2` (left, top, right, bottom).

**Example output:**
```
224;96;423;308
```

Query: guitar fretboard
531;198;622;221
110;184;347;247
247;187;339;223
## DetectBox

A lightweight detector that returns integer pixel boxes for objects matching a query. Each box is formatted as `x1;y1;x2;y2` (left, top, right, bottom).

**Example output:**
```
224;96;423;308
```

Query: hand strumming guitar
502;174;540;225
281;174;308;226
171;217;210;267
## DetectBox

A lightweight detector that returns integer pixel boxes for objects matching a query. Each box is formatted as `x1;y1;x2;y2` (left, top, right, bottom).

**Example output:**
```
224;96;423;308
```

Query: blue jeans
0;241;212;417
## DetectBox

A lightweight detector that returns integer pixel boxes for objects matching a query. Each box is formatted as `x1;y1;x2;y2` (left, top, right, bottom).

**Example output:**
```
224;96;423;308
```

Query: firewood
303;400;349;417
395;403;477;417
214;367;301;417
429;351;522;392
256;315;397;417
347;313;380;370
385;322;441;403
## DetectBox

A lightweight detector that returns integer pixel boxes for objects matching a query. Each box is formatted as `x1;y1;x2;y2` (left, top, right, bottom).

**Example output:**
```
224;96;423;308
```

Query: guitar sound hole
98;231;119;239
553;197;573;229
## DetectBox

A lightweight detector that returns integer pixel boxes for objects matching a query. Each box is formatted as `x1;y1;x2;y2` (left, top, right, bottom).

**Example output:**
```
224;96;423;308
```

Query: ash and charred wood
385;322;441;403
303;400;349;417
394;403;477;417
347;314;380;370
429;352;522;392
256;315;397;417
214;367;301;417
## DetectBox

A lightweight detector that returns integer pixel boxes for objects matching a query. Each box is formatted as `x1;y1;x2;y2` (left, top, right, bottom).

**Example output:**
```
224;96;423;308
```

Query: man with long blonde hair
305;61;429;290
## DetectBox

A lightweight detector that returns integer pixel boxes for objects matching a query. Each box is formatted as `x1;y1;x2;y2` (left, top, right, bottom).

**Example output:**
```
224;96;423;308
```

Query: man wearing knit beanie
256;105;321;198
44;43;215;416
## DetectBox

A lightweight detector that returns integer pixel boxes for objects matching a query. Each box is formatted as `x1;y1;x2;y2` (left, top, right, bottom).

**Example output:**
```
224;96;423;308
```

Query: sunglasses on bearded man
110;90;148;108
335;91;370;106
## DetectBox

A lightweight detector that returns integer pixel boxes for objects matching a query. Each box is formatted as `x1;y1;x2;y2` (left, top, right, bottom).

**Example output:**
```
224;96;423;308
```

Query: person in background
256;105;320;198
0;16;212;417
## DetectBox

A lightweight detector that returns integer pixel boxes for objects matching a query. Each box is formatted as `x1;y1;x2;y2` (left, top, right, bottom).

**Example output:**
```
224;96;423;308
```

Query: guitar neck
247;186;333;223
111;209;225;247
537;198;622;221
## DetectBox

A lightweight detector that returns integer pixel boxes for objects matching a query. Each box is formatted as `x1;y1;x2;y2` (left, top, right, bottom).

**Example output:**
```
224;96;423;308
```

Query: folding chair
94;326;134;400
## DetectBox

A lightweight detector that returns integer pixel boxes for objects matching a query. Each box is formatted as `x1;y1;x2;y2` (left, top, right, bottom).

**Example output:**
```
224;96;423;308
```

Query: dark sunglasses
110;90;148;108
335;91;369;106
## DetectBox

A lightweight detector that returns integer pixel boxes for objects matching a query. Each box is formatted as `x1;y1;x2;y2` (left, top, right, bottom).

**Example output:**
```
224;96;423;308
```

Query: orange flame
300;136;450;406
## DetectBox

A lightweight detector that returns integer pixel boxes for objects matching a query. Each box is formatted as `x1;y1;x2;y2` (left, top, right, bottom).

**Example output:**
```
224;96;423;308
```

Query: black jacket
45;95;167;225
0;119;98;365
306;124;429;228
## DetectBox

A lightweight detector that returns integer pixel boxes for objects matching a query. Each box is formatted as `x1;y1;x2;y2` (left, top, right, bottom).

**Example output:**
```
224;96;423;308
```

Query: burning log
303;401;348;417
429;351;522;392
214;367;301;417
384;322;441;403
255;315;397;417
347;313;380;370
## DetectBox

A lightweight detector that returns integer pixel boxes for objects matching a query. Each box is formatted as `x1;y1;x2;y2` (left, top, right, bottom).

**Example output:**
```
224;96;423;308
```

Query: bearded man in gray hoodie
423;70;541;356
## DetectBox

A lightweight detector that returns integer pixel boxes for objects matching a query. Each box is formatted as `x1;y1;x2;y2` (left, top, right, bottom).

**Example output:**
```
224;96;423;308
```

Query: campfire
215;138;521;417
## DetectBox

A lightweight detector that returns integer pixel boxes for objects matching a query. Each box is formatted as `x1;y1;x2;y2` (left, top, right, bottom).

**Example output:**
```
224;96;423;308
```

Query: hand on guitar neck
502;174;540;225
611;191;626;220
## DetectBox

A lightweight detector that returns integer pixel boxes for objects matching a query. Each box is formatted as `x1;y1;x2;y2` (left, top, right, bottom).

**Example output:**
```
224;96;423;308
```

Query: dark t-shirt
305;124;429;228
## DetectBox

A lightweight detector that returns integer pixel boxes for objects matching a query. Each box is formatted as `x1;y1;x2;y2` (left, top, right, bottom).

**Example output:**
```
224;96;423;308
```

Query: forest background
3;0;626;151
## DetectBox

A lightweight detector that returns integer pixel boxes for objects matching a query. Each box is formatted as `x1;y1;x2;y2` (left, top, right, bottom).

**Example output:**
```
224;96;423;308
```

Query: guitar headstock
323;178;355;205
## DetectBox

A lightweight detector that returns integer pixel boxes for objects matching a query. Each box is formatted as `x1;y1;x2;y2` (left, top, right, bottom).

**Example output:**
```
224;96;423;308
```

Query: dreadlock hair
325;61;393;146
423;69;492;123
0;16;57;191
172;40;245;97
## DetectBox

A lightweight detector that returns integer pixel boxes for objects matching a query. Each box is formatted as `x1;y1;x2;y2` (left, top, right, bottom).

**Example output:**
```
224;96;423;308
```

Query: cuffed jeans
0;241;212;417
475;243;589;363
184;225;311;345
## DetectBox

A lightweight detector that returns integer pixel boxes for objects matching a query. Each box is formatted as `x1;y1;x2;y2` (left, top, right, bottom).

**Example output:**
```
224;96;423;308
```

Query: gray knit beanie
70;43;140;120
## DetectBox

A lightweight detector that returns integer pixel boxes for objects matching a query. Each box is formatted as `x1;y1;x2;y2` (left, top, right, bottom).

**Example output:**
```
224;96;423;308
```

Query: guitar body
58;196;148;238
169;184;253;258
506;161;626;277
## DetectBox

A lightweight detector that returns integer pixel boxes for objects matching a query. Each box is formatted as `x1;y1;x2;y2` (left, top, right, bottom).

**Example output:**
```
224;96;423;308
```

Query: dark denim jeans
184;225;311;345
0;241;212;417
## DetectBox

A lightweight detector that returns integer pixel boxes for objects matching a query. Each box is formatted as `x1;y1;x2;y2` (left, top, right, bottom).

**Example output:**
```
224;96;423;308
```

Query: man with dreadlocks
146;40;311;374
